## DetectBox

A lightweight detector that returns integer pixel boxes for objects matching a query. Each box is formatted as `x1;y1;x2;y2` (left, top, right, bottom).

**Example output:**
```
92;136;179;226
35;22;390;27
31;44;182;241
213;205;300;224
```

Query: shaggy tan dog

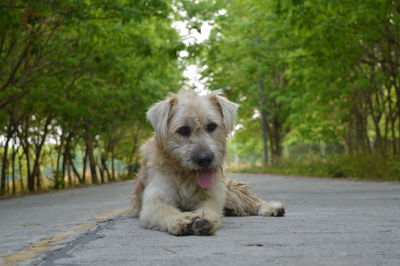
129;89;284;236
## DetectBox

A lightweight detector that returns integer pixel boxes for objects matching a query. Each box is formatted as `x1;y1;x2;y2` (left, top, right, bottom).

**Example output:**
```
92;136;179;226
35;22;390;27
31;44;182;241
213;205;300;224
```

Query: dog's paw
169;213;219;236
258;201;285;217
181;217;215;236
168;214;194;236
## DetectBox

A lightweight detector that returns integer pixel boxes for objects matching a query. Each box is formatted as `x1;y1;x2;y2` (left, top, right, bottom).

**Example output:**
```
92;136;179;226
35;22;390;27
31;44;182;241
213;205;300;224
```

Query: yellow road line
93;209;127;220
58;223;93;233
1;208;128;265
2;234;68;264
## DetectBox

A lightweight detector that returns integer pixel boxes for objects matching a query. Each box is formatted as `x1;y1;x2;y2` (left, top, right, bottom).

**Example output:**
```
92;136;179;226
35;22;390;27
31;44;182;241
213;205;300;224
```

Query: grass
234;153;400;182
0;172;135;199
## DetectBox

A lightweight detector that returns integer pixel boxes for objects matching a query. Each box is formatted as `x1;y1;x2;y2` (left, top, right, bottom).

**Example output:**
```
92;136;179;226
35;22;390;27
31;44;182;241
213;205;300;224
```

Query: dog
129;89;284;236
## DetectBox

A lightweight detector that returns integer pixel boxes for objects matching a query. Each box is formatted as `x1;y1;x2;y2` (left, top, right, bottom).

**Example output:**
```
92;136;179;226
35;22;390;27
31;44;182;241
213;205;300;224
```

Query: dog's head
147;89;238;188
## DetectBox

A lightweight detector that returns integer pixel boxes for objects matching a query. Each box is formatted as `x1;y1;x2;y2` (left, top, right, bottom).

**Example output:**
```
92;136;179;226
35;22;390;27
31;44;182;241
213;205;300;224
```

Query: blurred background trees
203;0;400;180
1;0;399;196
0;0;183;195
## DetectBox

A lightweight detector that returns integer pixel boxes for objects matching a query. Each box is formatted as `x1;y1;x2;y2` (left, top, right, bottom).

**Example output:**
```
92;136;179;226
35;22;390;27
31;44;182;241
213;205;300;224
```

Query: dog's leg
190;201;223;236
224;179;285;217
140;200;197;236
190;180;226;236
139;175;198;236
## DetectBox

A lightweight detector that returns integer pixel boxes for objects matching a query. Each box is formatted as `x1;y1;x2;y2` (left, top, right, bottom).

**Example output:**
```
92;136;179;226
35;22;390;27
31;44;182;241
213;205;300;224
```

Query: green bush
236;153;400;181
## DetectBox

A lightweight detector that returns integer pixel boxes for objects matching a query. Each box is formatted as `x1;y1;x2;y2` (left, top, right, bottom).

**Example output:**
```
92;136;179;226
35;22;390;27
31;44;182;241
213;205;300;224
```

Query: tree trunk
85;130;98;184
271;117;283;162
111;150;116;181
11;145;17;195
0;127;12;195
55;134;64;189
258;79;270;166
67;162;72;186
82;148;88;184
63;134;72;187
18;117;34;192
24;146;33;192
5;168;8;194
98;159;105;184
18;155;24;193
101;153;111;182
254;35;270;166
61;149;67;186
32;117;52;191
34;161;41;191
68;150;82;184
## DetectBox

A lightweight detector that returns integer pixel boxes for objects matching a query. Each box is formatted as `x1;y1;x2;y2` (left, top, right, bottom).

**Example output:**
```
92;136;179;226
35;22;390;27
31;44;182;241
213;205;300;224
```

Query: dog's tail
224;179;261;216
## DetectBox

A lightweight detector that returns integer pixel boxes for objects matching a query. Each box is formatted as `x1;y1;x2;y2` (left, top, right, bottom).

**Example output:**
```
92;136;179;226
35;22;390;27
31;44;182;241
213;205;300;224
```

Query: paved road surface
1;174;399;265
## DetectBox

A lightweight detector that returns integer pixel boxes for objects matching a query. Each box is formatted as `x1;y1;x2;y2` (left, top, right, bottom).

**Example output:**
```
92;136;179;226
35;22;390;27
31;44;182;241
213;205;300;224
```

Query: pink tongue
195;169;216;188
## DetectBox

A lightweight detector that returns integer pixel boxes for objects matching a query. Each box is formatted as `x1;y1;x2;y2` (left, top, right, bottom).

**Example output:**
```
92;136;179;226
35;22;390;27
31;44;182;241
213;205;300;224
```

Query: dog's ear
210;95;239;133
147;95;178;142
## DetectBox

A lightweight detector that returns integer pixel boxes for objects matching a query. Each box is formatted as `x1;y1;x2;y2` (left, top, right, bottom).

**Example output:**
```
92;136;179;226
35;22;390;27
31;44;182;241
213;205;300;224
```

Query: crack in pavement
36;214;128;266
1;209;127;266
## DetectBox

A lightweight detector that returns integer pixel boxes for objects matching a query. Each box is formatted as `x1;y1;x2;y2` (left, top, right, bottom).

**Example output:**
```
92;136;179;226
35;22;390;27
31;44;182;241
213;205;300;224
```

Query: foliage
204;0;400;174
236;154;400;182
0;0;185;195
2;0;400;196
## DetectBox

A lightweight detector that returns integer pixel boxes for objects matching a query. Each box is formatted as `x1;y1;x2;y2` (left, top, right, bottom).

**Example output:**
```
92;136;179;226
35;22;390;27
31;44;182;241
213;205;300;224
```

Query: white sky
172;18;242;136
172;20;213;93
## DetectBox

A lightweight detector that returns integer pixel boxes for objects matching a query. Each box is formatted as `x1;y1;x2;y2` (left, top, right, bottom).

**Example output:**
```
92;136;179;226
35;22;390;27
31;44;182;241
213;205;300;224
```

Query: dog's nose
193;152;214;168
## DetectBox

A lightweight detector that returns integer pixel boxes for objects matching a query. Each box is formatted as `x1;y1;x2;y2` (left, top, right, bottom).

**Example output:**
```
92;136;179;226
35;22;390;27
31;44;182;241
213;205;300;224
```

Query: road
1;174;399;266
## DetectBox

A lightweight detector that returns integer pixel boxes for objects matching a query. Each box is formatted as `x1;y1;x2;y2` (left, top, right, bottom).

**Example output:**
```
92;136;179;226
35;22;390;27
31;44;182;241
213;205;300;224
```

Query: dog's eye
177;126;191;137
206;123;217;133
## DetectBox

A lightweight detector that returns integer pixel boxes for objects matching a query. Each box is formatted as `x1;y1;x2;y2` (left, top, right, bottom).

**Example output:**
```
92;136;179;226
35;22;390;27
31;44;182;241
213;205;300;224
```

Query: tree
0;0;184;195
203;0;400;166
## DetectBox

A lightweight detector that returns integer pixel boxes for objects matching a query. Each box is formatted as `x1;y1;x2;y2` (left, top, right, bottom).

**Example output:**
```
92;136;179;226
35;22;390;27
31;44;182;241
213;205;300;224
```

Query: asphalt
0;174;399;266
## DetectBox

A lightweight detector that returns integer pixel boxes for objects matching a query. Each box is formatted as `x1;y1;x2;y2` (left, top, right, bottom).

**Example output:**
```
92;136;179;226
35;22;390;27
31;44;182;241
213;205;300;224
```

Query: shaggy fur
129;89;284;236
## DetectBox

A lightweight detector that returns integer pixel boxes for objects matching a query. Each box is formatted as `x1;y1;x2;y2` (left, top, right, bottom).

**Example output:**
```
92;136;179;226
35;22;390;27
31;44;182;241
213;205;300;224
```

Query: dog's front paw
168;214;194;236
181;217;216;236
258;201;285;217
